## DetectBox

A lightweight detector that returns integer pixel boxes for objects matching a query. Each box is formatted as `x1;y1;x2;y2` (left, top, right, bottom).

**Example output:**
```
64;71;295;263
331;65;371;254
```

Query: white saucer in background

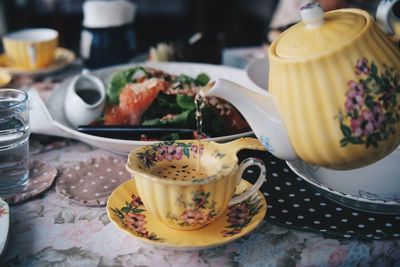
286;149;400;214
245;57;269;92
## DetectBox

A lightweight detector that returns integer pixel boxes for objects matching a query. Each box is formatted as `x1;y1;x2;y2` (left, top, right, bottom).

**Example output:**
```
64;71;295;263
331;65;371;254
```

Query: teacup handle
229;157;266;206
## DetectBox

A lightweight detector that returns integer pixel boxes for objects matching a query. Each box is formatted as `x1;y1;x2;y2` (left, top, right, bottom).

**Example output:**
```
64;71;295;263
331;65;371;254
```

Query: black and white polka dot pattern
238;150;400;240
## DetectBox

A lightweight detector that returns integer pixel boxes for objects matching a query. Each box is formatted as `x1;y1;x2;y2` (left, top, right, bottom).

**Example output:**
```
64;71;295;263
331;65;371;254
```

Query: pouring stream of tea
195;82;215;171
194;93;205;171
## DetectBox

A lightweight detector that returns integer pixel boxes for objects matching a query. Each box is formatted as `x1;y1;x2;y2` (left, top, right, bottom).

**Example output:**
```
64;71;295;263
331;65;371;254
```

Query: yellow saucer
0;47;75;76
107;179;267;250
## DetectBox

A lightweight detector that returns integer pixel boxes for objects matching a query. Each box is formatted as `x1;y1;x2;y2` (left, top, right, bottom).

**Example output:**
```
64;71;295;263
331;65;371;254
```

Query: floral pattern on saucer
107;179;267;250
109;194;163;242
222;194;263;237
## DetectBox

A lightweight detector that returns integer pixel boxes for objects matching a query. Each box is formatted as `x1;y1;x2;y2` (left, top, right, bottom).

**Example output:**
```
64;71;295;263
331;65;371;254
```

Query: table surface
1;49;400;267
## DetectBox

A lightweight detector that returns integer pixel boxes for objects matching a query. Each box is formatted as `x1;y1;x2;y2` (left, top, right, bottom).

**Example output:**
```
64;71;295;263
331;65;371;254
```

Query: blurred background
0;0;383;61
0;0;279;54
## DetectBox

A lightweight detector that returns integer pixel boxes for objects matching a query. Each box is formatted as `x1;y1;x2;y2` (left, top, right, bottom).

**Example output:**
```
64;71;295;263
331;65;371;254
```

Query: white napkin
83;0;137;28
28;89;72;139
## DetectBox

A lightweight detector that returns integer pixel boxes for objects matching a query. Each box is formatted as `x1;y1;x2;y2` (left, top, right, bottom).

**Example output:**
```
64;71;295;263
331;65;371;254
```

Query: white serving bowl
30;62;255;155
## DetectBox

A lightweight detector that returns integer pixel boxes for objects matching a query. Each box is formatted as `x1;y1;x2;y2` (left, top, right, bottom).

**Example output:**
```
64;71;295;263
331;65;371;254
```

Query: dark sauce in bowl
76;89;101;105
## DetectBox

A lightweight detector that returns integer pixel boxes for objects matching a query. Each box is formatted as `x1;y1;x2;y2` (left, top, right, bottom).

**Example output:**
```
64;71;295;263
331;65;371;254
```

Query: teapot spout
200;79;297;160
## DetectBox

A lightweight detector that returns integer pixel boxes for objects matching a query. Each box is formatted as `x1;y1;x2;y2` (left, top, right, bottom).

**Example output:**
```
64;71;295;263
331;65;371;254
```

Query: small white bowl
64;70;106;128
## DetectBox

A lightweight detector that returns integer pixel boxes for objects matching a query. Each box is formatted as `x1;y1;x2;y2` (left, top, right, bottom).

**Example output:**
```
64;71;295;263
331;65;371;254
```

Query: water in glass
0;89;30;194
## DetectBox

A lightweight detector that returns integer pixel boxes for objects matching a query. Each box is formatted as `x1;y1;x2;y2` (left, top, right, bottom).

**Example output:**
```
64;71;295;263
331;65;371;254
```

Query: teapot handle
376;0;400;36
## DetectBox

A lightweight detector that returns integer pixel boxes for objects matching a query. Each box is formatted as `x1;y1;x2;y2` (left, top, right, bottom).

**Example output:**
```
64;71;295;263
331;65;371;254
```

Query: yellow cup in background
2;28;58;70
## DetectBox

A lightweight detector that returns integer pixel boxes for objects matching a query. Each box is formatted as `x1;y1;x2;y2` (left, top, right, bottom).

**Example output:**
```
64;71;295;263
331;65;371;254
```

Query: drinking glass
0;89;30;195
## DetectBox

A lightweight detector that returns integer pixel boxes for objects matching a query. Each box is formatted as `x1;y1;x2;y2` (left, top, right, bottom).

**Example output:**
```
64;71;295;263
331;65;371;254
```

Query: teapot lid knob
300;2;324;29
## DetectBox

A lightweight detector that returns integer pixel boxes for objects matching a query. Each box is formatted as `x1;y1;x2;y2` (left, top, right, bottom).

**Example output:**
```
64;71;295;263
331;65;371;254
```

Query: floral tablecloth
1;52;399;267
1;139;400;266
0;125;398;267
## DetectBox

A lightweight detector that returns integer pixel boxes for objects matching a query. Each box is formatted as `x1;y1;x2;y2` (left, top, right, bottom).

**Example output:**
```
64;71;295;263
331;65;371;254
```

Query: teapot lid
272;3;366;60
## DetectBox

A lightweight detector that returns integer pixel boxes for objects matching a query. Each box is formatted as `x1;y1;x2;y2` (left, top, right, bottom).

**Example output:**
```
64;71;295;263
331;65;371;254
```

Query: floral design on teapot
338;58;400;148
166;189;218;228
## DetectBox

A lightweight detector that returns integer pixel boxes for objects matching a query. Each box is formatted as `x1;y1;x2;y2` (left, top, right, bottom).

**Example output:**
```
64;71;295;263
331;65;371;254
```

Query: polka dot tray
55;156;131;207
2;160;57;204
238;150;400;240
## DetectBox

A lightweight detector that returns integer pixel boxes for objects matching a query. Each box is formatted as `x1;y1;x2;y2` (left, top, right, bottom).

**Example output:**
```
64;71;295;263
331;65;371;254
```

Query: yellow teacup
126;138;267;231
2;28;58;70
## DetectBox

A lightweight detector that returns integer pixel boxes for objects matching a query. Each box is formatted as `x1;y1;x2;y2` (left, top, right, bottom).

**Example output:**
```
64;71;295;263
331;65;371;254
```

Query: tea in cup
2;28;58;70
126;138;267;230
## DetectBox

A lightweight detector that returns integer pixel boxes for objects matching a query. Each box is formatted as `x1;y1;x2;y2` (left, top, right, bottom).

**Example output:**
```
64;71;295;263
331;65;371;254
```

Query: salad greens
141;95;225;136
107;67;144;104
107;67;210;105
105;67;236;138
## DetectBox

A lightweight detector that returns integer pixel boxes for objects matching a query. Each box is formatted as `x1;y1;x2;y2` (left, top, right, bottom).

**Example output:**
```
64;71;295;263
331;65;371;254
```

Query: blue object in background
80;24;136;69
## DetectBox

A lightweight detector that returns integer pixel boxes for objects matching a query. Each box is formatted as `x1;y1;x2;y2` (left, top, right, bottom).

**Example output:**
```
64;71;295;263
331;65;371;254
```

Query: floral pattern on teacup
110;194;163;241
221;193;263;237
338;58;400;148
166;189;218;228
136;141;205;169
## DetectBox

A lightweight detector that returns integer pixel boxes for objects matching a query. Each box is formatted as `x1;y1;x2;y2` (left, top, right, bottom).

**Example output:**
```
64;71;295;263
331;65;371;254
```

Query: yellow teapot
201;1;400;170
